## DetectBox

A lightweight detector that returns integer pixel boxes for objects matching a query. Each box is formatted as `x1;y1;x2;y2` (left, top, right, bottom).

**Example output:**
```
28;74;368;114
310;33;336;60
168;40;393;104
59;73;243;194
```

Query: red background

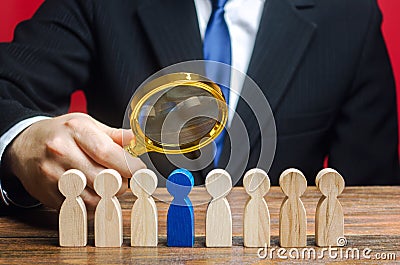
1;0;399;128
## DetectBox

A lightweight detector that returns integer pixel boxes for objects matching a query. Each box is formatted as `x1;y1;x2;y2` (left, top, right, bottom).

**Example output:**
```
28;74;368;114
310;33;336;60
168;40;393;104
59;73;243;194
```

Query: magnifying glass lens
126;72;228;156
138;85;220;147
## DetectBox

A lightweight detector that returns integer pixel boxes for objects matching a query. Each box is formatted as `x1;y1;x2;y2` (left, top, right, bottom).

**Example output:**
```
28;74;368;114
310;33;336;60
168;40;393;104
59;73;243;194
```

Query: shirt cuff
0;116;51;208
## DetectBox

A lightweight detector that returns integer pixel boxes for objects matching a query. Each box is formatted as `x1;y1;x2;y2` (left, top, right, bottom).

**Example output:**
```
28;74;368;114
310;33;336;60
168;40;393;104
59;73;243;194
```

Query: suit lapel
137;0;203;68
219;0;316;169
246;0;316;111
293;0;315;8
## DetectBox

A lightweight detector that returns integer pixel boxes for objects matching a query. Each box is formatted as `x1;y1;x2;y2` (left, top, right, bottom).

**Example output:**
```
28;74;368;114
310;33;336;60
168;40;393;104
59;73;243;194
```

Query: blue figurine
166;168;195;247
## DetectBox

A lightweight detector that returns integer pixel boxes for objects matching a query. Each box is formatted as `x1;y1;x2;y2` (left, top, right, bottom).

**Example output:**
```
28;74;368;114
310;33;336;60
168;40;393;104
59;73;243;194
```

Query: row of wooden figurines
59;167;345;248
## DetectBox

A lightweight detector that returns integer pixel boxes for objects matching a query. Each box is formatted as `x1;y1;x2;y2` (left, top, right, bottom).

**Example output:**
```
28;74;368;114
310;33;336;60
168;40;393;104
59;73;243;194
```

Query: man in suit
0;0;398;211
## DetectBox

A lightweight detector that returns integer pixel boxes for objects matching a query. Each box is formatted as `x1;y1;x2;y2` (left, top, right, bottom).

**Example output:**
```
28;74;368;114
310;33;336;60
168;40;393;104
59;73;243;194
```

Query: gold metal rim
128;72;228;155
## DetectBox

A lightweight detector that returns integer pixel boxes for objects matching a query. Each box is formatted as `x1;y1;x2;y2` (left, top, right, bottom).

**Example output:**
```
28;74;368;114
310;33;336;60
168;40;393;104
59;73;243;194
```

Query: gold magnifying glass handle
124;139;147;157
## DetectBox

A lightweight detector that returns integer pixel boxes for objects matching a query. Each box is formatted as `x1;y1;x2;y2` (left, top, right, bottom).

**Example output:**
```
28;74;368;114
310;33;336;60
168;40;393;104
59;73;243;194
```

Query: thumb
109;128;135;147
91;118;135;147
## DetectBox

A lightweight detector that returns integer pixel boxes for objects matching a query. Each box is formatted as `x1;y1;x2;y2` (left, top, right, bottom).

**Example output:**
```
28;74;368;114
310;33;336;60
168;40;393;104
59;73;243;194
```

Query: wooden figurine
205;169;232;247
279;168;307;247
166;168;195;247
58;169;87;247
243;168;270;248
94;169;123;247
130;169;158;247
315;168;345;247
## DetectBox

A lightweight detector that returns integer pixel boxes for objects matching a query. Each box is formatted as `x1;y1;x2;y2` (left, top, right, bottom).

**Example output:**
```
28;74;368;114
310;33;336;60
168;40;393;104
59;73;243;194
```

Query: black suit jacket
0;0;399;186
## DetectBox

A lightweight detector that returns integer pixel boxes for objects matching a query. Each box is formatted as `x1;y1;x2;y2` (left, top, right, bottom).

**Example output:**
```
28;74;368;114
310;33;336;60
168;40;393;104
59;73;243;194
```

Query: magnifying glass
124;72;228;157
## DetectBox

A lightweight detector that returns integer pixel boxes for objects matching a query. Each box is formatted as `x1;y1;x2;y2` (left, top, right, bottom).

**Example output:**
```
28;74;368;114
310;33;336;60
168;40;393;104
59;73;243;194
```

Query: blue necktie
203;0;231;167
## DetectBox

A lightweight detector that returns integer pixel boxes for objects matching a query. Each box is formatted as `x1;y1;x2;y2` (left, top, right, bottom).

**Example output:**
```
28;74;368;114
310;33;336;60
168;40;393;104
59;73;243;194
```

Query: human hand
3;113;146;211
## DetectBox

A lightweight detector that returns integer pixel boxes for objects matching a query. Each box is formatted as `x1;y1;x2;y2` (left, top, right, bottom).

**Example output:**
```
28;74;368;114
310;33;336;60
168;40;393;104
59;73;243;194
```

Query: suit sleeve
0;0;95;136
0;0;95;210
328;0;400;184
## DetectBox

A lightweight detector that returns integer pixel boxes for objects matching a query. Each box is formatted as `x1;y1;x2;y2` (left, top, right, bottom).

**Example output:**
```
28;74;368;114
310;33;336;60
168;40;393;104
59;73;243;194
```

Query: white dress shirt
0;0;265;206
194;0;265;125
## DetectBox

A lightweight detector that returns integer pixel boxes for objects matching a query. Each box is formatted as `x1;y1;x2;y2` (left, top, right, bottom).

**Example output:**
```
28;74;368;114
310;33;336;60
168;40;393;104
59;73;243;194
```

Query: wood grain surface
0;186;399;264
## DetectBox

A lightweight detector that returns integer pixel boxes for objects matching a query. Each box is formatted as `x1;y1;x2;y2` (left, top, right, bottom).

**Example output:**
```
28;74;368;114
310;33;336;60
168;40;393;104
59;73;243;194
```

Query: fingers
124;149;147;175
90;121;144;175
66;118;146;179
117;177;129;196
46;139;106;190
32;162;68;210
89;118;147;176
91;119;134;147
45;119;131;194
9;113;134;213
80;188;101;212
43;136;126;209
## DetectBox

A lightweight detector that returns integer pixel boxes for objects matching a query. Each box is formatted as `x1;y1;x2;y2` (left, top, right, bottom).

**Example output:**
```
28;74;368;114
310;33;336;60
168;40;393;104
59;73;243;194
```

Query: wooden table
0;186;399;264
